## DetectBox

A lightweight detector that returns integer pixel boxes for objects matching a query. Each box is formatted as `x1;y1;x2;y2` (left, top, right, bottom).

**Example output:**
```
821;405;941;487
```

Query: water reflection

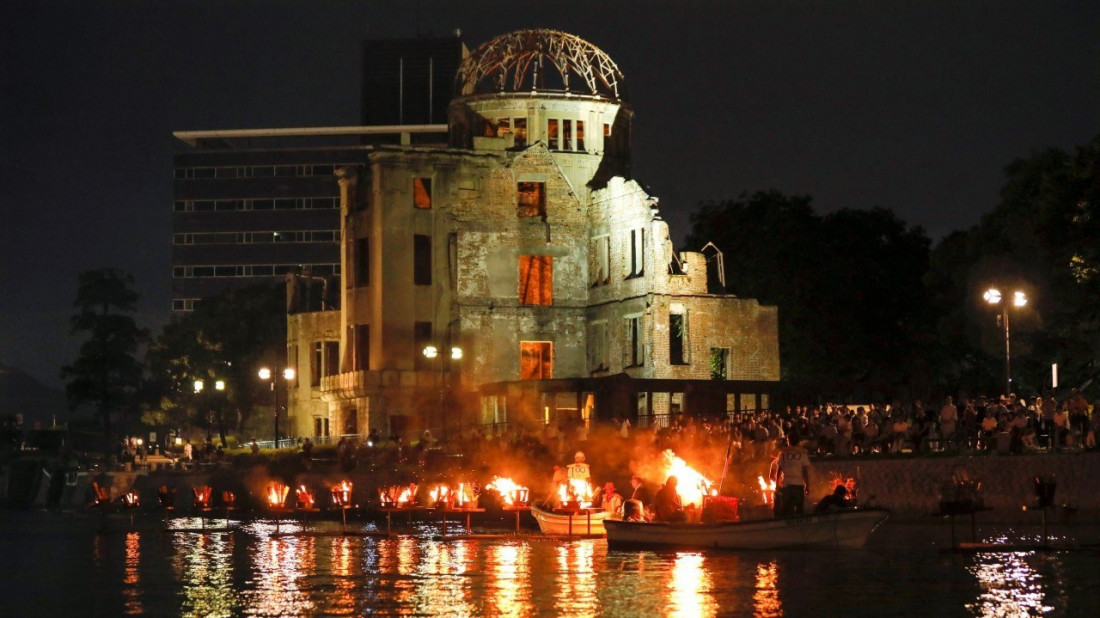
753;560;782;617
487;542;533;617
966;552;1053;617
554;540;599;615
242;523;315;616
667;553;717;617
172;527;238;617
414;539;473;614
122;531;142;615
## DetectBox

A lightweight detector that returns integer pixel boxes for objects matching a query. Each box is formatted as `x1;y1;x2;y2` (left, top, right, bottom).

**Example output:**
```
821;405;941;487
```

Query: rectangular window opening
517;182;546;218
414;234;432;285
576;120;585;151
563;119;573;150
354;325;369;372
413;177;432;209
547;119;559;150
324;341;340;377
710;348;729;380
669;313;687;365
519;255;553;305
520;341;553;380
355;237;370;287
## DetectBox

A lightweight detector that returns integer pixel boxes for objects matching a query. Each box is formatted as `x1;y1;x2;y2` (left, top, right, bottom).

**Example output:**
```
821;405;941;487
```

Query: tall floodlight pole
983;288;1028;395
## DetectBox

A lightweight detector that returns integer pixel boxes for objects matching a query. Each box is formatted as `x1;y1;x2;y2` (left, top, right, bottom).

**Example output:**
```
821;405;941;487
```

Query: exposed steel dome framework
455;29;624;99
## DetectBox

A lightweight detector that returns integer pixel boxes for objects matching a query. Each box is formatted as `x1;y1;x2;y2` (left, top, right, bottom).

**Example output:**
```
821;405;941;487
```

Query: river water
4;510;1099;616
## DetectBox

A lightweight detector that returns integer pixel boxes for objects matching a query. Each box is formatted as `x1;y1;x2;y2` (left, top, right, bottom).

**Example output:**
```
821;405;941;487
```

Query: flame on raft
662;449;714;507
429;484;450;506
295;485;316;509
331;480;353;507
267;482;290;508
379;484;417;507
486;477;529;506
122;491;140;508
453;482;478;507
221;490;236;507
757;476;777;505
557;479;595;508
192;485;213;509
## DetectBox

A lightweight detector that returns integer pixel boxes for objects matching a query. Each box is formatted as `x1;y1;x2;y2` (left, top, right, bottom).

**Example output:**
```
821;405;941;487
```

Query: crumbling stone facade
286;29;779;439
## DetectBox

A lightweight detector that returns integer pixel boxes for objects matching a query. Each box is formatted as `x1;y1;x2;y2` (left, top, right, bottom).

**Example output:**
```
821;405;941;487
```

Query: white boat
529;502;613;536
604;508;890;550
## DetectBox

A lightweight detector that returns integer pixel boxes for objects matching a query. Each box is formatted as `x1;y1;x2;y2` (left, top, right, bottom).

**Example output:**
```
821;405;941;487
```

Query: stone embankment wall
815;452;1099;522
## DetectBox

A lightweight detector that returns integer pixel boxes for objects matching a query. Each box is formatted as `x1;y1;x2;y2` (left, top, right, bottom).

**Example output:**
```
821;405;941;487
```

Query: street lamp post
259;367;296;449
194;378;225;443
422;345;462;439
983;288;1027;395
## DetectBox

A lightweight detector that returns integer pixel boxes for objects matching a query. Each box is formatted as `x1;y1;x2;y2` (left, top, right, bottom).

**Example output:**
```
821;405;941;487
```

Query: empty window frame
710;348;729;380
513;118;527;147
324;341;340;377
519;255;553;306
576;120;585;151
562;120;573;150
355;237;369;287
592;235;611;286
517;182;546;218
495;118;511;138
520;341;553;380
589;321;608;372
413;177;432;209
414;234;432;285
625;316;643;367
311;342;323;387
547;119;559;150
669;312;688;365
354;324;369;372
628;228;646;277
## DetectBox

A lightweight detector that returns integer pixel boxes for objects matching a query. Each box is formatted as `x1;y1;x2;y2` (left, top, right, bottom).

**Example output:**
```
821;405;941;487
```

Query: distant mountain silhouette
0;362;67;429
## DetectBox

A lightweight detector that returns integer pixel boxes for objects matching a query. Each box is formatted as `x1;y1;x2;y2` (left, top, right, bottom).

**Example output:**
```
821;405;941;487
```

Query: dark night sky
2;0;1098;388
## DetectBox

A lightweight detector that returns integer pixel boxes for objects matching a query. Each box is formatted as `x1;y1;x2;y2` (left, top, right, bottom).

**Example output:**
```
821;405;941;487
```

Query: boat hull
529;503;612;536
604;509;889;550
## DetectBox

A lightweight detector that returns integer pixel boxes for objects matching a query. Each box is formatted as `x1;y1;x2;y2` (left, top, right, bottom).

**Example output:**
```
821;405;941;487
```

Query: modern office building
283;30;781;441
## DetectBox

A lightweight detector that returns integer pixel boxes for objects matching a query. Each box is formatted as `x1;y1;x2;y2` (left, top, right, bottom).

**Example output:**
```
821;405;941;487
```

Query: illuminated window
547;119;559;150
413;177;432;209
603;123;611;137
520;341;553;380
563;120;573;150
496;118;511;138
517;182;545;217
576;120;585;151
519;255;553;305
414;235;431;285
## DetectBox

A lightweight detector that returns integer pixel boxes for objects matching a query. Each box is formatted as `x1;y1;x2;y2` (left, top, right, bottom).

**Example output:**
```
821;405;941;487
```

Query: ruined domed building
285;30;779;439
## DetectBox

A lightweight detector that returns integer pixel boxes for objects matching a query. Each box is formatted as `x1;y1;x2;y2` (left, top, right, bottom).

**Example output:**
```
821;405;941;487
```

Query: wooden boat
604;508;890;550
529;502;613;536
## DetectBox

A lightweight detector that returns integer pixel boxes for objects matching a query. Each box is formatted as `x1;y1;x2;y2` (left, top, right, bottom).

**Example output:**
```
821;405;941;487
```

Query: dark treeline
687;134;1100;403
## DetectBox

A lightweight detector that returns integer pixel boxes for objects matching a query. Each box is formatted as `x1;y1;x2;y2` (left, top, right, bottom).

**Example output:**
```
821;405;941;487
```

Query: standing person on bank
770;439;810;517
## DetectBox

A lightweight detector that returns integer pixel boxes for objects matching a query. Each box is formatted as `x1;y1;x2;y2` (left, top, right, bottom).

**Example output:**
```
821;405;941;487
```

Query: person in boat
567;451;591;483
600;482;624;515
628;474;653;506
770;438;810;517
814;485;851;513
544;465;568;506
654;476;686;522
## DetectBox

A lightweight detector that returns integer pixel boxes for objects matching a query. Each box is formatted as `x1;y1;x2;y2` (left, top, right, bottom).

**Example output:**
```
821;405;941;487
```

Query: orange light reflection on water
487;543;532;617
122;532;142;615
753;560;782;617
174;529;238;617
667;553;716;618
413;539;473;614
554;541;599;615
245;532;315;616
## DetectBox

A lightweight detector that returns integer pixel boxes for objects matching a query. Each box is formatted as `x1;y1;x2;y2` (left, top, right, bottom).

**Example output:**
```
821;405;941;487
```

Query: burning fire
267;482;290;508
222;490;236;508
757;476;777;505
122;491;140;508
429;484;451;506
295;485;316;509
192;485;213;509
453;482;478;508
662;450;714;507
379;484;417;508
331;480;353;507
557;479;595;508
486;477;529;506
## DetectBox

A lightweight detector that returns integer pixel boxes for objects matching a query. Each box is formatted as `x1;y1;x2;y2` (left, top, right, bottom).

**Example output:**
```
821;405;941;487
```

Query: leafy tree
686;191;934;399
927;134;1100;397
59;269;148;453
145;283;285;446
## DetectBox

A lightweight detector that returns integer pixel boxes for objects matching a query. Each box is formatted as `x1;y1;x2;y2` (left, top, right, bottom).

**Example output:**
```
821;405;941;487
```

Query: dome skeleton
456;29;623;99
